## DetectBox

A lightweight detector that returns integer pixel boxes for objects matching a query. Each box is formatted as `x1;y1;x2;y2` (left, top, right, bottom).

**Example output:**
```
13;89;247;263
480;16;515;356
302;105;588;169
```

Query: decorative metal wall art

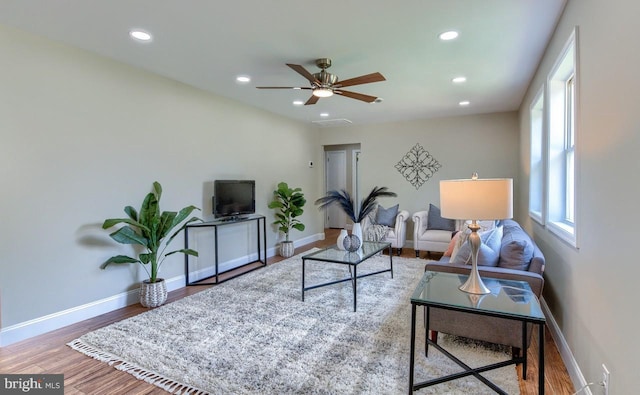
395;143;441;189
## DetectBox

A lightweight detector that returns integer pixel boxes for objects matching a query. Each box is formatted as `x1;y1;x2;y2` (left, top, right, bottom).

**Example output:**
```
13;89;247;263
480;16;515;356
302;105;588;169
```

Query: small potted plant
268;182;306;257
101;181;201;307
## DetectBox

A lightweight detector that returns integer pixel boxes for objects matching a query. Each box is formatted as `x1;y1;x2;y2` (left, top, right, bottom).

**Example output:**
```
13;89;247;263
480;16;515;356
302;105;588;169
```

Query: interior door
325;150;347;228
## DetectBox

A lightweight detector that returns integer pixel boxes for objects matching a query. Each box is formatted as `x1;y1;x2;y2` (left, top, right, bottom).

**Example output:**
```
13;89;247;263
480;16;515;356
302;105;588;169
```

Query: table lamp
440;173;513;294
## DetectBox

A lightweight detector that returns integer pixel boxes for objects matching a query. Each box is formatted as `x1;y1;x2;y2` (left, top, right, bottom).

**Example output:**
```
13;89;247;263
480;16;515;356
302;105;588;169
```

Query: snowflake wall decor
395;143;442;189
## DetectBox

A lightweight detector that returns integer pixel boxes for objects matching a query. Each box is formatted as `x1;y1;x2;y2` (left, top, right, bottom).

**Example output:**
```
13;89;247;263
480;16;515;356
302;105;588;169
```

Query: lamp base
458;220;491;295
459;272;491;294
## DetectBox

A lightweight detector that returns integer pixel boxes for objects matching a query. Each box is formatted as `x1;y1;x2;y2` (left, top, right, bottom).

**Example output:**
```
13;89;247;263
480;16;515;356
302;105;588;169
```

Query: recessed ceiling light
452;76;467;83
459;100;470;106
129;29;152;42
236;75;251;83
293;100;304;106
320;113;329;117
439;31;459;41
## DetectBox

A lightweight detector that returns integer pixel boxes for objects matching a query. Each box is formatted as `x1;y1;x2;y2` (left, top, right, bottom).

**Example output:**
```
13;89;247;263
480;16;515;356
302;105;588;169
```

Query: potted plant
268;182;306;257
101;181;201;307
315;186;396;244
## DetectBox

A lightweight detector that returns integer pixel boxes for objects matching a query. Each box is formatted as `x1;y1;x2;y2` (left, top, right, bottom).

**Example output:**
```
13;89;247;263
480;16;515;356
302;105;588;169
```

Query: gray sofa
424;219;545;353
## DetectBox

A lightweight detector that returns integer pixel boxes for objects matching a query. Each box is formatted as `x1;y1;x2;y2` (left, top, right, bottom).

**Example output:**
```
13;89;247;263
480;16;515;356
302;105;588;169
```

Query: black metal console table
184;214;267;285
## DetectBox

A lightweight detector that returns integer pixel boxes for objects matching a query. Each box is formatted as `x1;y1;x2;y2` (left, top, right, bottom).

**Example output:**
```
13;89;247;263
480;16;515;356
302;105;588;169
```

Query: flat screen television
213;180;256;219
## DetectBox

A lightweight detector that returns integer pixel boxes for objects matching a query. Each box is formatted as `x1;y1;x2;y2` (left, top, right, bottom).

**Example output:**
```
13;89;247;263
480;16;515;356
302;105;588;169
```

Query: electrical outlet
602;364;610;395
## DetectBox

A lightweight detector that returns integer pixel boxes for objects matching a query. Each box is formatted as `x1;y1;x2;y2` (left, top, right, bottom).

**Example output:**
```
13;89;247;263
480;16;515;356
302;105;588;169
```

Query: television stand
183;214;267;285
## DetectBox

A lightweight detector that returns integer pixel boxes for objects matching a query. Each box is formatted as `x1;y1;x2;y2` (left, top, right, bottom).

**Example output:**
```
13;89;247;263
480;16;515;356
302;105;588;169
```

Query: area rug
68;249;520;394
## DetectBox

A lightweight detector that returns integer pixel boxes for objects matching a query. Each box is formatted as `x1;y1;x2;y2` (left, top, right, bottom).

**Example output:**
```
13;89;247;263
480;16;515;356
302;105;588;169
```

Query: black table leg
425;306;430;356
522;321;527;380
409;303;417;394
301;258;306;302
539;323;545;394
389;244;394;278
353;265;357;312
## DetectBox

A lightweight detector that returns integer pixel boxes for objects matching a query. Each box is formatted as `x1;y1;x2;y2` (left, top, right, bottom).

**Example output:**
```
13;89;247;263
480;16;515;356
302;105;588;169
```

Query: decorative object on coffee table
268;182;306;257
315;187;397;243
101;181;201;307
343;234;362;252
439;173;513;294
336;229;348;250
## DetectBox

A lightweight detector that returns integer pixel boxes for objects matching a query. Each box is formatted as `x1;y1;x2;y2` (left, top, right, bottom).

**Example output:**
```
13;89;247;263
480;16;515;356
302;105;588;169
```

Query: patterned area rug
68;249;520;394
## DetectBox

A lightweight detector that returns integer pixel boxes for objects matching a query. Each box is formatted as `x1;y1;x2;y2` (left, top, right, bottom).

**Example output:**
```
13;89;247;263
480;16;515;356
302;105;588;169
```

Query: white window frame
529;87;545;225
545;27;579;247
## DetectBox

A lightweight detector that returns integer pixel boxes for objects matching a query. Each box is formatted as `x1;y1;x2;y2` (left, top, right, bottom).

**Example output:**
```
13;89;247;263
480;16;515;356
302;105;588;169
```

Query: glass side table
409;271;546;394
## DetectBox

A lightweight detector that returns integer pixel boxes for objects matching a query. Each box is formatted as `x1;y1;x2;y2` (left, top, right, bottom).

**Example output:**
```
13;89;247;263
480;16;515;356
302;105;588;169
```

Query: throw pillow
451;225;503;267
443;231;460;257
427;204;456;231
450;224;470;261
498;224;534;271
375;204;399;227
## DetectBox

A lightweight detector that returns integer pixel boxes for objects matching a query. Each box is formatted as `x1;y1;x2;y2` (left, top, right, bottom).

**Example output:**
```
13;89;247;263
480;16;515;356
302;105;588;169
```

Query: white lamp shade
440;178;513;220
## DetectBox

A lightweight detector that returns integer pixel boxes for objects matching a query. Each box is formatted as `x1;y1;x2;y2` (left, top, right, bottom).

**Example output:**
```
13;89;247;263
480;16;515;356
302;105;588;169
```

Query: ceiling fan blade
305;95;320;105
287;64;320;85
334;90;378;103
256;86;312;90
334;72;386;88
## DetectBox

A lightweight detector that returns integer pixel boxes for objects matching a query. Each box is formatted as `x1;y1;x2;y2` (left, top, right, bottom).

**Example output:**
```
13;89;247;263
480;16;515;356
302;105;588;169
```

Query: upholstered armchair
412;204;459;258
361;205;409;256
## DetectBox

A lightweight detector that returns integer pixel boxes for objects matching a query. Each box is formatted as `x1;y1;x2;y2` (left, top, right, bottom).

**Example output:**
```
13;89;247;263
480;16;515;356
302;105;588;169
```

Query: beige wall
318;112;521;238
0;25;323;331
518;0;640;391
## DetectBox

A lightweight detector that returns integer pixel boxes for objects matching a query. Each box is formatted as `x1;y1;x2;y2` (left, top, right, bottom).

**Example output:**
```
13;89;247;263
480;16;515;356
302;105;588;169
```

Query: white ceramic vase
336;229;348;250
352;223;363;247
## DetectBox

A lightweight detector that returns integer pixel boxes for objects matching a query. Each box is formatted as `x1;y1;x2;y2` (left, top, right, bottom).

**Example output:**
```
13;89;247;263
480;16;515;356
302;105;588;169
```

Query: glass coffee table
301;241;392;312
409;271;546;394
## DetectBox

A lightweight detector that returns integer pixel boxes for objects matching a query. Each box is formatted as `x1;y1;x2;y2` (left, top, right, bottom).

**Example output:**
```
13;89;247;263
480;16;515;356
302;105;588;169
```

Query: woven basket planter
140;278;168;308
279;241;295;258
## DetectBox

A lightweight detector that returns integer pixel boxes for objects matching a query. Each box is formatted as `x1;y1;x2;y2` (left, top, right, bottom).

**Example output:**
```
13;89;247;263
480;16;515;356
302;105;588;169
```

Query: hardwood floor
0;229;574;394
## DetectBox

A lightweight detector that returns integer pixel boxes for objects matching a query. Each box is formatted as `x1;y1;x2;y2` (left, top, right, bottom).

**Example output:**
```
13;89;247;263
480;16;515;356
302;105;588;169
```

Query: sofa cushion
498;223;534;271
375;204;398;227
427;204;456;231
451;225;503;267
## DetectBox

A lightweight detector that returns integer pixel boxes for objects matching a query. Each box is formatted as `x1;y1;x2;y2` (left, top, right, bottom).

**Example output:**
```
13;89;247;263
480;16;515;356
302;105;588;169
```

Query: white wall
518;0;640;392
318;112;521;238
0;25;323;339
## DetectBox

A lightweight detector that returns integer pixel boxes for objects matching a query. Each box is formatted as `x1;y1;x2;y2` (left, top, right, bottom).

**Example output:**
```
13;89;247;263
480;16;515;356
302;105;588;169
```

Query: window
546;28;578;246
529;88;544;224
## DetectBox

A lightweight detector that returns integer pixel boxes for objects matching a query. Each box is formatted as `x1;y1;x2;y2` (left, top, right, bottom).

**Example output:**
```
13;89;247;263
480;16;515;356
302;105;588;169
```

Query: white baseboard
540;297;592;395
1;233;325;347
0;275;184;347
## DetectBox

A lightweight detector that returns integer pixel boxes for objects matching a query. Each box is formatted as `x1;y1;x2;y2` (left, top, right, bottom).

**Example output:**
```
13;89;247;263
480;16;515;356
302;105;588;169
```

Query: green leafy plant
101;181;202;283
315;186;397;223
268;182;306;242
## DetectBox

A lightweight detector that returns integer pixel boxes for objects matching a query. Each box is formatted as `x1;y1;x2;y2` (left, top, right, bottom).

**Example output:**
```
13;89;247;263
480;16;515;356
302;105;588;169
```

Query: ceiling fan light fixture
313;88;334;98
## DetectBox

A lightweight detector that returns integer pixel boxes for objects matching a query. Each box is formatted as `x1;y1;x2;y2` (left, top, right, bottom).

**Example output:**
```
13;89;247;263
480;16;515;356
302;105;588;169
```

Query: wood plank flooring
0;229;574;394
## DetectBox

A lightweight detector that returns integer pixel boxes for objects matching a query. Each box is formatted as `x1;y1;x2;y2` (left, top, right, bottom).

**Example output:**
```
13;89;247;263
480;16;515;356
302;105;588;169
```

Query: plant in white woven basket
101;181;201;284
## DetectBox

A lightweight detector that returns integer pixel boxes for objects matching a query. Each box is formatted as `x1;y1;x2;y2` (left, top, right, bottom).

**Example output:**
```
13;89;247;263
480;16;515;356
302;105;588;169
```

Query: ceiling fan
257;58;386;105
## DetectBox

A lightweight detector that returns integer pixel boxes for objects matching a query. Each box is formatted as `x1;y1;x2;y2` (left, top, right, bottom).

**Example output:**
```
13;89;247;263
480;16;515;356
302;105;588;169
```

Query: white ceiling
0;0;566;126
